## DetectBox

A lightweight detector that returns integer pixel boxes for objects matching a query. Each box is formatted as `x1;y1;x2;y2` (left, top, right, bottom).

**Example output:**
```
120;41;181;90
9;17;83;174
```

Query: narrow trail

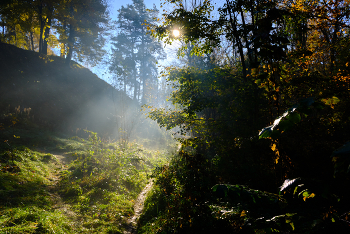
124;180;154;234
38;150;79;225
49;153;76;213
39;149;156;233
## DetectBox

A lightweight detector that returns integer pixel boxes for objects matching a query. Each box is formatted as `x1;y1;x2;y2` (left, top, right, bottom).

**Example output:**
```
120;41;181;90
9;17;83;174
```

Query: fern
279;177;300;193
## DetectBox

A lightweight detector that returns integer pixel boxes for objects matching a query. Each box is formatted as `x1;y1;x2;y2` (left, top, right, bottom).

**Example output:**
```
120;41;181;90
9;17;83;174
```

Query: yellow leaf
304;193;315;201
271;144;277;151
275;156;279;164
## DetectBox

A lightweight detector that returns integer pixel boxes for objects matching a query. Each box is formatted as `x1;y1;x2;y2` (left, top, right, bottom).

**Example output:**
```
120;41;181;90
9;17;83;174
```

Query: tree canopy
109;0;165;103
141;0;350;232
0;0;109;64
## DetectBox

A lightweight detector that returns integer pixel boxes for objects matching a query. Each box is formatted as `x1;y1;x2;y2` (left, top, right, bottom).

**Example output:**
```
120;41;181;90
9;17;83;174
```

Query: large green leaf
259;98;314;139
259;107;300;139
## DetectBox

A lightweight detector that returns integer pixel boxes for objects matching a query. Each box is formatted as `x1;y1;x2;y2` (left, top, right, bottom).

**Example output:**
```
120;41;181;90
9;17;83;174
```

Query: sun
173;29;180;37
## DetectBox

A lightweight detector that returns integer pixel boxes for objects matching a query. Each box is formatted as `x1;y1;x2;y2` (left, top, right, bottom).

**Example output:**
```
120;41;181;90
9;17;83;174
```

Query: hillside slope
0;42;133;138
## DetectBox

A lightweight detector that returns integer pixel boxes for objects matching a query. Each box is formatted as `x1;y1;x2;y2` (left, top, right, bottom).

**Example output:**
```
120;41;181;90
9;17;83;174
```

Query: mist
0;42;175;150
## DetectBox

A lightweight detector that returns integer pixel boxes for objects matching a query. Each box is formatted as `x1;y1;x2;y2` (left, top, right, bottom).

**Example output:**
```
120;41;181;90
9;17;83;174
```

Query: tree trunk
141;29;146;104
30;31;34;51
226;0;247;80
38;0;44;53
133;74;138;101
66;24;75;65
60;22;67;57
42;6;53;55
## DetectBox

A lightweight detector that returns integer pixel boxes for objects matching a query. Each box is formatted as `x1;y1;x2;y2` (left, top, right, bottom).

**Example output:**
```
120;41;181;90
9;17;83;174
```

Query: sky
89;0;180;85
91;0;224;85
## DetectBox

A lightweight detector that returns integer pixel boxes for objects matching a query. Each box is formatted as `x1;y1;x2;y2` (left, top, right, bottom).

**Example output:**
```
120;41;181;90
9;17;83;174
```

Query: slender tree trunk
239;4;252;67
42;6;53;55
38;0;44;53
60;22;67;57
66;24;75;64
133;74;138;101
30;31;34;51
250;0;258;67
141;28;146;104
226;0;247;80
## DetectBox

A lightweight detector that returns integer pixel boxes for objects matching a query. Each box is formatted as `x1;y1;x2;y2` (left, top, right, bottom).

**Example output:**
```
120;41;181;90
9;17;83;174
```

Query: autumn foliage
140;0;350;233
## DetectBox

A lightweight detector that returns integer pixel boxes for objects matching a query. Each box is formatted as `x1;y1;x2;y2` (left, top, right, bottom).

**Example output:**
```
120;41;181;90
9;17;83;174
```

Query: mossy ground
0;126;174;233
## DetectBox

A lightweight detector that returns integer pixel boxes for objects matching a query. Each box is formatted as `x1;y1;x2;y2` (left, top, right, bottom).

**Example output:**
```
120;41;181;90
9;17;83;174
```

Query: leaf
259;98;315;139
279;178;300;192
321;96;340;108
298;189;309;197
293;184;304;196
290;222;295;230
302;192;315;201
259;108;297;139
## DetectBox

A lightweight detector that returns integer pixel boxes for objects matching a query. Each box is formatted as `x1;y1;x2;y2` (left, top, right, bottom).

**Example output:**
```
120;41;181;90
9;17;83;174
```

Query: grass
0;126;175;233
0;146;72;233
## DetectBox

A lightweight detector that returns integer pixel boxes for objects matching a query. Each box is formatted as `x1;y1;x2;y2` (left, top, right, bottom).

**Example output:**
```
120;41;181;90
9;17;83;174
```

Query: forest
1;0;350;233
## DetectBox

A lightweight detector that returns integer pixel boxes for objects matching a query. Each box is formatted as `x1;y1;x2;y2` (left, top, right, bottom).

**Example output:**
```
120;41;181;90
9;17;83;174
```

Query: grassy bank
0;127;174;233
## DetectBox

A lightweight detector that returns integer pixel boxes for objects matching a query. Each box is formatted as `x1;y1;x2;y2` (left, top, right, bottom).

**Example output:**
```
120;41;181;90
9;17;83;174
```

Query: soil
46;152;80;224
124;180;154;234
41;149;153;234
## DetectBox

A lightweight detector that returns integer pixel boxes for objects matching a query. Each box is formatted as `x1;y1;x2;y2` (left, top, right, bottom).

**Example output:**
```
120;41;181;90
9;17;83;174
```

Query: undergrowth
138;144;350;234
0;127;174;233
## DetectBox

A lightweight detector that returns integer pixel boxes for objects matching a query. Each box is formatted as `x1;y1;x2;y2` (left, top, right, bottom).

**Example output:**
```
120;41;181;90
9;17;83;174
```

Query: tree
140;0;350;232
54;0;109;65
0;0;37;49
0;0;109;62
110;0;165;103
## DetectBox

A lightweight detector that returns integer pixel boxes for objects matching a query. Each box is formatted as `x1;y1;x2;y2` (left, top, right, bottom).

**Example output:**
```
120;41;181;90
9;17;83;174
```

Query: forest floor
0;128;173;233
46;150;154;234
43;150;81;230
124;180;154;234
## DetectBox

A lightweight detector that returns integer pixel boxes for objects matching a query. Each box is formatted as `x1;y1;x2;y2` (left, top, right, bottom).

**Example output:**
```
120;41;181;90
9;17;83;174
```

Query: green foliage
54;132;171;232
259;97;318;139
139;151;220;233
147;64;266;156
0;0;109;63
0;147;72;233
155;0;219;56
110;0;165;102
141;0;350;233
0;125;171;233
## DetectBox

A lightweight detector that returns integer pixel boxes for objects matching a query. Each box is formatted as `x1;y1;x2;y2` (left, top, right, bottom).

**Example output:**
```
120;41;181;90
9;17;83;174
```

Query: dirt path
40;149;154;233
37;150;80;226
124;180;154;234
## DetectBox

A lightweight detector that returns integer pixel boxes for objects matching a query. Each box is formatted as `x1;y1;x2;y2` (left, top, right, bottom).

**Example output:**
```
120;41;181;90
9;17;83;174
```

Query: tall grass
0;129;174;233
